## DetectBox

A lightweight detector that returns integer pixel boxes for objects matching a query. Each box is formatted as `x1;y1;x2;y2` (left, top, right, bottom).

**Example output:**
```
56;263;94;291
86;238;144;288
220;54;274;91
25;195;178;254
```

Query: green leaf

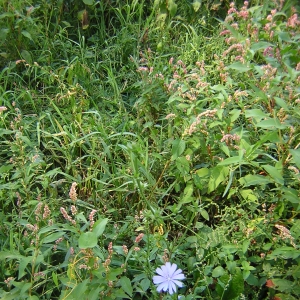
218;156;242;166
239;174;272;187
67;279;89;298
274;97;289;110
140;278;150;292
246;273;259;286
21;30;33;41
240;189;258;202
208;166;229;193
42;231;65;244
196;168;209;177
212;266;225;277
289;149;300;169
262;165;284;185
0;29;8;43
21;50;32;64
82;0;94;5
245;109;268;122
78;232;97;249
216;268;244;299
120;276;133;297
171;139;186;161
167;0;177;17
0;12;15;19
176;156;190;174
225;62;251;72
192;0;202;12
250;41;273;51
52;272;59;288
267;247;300;260
282;187;299;204
200;209;209;221
28;296;39;300
18;256;33;279
180;183;194;204
272;279;294;293
256;118;288;129
92;218;108;237
278;32;292;42
226;261;236;274
242;240;250;253
230;109;241;123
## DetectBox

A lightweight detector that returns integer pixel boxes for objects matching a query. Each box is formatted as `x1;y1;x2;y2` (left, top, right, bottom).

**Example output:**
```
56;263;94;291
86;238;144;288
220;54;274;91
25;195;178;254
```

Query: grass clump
0;0;300;299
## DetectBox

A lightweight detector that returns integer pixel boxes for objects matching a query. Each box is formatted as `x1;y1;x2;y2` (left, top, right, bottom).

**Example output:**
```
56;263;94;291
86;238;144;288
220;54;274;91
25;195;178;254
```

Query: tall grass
0;0;299;299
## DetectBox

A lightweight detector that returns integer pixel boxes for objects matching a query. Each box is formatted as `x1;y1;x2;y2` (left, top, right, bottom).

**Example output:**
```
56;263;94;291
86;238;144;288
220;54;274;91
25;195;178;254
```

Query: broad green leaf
218;156;242;166
52;272;59;287
0;28;9;41
78;232;97;249
226;261;236;274
120;276;133;297
220;144;230;157
0;251;24;260
0;12;15;19
113;288;131;299
225;62;251;72
239;174;272;187
200;209;209;221
180;183;194;204
208;166;229;193
240;189;258;202
196;168;209;177
230;109;241;123
69;279;89;297
42;231;65;244
256;118;287;129
20;282;32;296
242;240;250;254
250;41;273;51
289;149;300;169
18;256;33;279
212;266;225;277
21;30;33;41
171;139;185;160
88;287;103;300
192;0;202;12
224;268;244;298
176;156;190;174
278;32;292;42
28;296;39;300
262;165;284;185
283;187;299;204
267;247;300;260
274;97;289;110
167;0;177;16
245;109;268;122
272;279;294;293
82;0;94;5
140;278;150;292
246;273;259;286
21;50;32;64
92;218;108;237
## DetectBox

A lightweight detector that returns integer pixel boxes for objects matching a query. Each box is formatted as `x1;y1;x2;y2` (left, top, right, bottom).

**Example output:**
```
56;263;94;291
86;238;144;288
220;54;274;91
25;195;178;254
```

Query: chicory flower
153;262;185;295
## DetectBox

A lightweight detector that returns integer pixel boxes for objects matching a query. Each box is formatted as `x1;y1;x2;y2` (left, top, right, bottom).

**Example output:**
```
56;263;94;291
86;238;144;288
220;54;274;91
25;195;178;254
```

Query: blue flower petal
172;279;184;288
168;263;178;277
153;275;165;284
156;282;168;293
168;280;177;294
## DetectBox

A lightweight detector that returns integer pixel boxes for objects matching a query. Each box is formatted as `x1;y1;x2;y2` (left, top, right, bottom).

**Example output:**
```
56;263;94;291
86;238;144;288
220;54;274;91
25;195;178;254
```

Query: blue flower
153;262;185;295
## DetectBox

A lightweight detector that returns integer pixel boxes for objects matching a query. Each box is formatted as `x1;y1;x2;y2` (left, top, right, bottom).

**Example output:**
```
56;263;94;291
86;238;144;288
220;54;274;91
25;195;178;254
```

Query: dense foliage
0;0;300;299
